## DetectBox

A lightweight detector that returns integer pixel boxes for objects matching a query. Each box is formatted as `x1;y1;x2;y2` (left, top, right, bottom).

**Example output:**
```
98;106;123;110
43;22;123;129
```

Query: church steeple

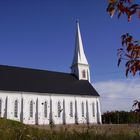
71;21;90;82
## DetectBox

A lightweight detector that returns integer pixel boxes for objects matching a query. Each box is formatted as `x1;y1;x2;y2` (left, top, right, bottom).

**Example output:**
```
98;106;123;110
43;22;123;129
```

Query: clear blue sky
0;0;140;112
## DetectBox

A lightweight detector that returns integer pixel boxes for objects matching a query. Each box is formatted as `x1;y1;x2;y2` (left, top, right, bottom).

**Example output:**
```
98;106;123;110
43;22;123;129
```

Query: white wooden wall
0;91;102;125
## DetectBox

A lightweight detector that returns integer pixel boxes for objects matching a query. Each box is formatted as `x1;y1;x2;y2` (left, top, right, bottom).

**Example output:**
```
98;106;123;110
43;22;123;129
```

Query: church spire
72;21;88;66
71;21;90;82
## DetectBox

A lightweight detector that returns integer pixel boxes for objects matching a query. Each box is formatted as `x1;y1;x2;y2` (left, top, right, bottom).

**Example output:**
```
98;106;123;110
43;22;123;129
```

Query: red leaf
128;0;133;3
138;11;140;18
125;54;132;58
128;15;131;22
108;0;116;4
127;43;133;52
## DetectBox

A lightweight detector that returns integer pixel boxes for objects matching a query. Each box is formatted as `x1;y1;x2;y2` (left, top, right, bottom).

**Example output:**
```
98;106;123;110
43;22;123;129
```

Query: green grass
0;118;140;140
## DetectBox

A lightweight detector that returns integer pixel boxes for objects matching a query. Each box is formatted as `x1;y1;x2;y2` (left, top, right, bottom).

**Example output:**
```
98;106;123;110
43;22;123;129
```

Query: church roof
0;65;99;96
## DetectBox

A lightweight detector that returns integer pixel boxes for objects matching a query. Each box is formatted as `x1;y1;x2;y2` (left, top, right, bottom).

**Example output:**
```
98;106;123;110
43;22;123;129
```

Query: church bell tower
71;21;90;82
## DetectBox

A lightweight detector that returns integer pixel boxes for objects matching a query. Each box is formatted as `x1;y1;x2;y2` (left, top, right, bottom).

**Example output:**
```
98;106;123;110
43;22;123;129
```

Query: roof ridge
0;64;71;75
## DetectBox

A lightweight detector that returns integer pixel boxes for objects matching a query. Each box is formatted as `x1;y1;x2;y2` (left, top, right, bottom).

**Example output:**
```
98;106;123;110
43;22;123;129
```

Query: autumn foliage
118;33;140;76
107;0;140;77
107;0;140;21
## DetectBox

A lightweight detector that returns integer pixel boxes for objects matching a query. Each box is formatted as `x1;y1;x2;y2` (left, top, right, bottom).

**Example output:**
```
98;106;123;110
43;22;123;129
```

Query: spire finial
76;19;79;24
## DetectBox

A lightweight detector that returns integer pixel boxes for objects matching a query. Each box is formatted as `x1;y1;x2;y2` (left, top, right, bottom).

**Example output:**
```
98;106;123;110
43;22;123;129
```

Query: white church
0;22;101;125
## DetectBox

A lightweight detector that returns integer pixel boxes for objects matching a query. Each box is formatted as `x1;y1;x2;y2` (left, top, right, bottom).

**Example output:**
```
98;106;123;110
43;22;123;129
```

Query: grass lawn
0;118;140;140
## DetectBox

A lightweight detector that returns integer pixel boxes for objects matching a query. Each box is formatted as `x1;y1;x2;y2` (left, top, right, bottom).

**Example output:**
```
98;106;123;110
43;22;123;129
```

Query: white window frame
92;102;95;117
14;100;18;118
44;101;47;118
70;101;73;117
30;100;33;118
81;102;84;117
58;101;61;117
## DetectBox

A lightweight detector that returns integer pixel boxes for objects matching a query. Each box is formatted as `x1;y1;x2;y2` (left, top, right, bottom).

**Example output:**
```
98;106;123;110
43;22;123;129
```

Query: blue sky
0;0;140;112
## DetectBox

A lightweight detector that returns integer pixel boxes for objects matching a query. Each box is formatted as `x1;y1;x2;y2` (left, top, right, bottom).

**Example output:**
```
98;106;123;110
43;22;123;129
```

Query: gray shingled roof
0;65;99;96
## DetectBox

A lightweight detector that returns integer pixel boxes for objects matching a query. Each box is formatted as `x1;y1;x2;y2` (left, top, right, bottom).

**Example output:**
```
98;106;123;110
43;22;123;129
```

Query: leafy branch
107;0;140;77
107;0;140;21
118;33;140;76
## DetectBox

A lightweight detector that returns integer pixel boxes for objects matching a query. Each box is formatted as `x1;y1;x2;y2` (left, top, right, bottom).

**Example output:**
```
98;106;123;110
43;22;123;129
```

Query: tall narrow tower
71;21;90;82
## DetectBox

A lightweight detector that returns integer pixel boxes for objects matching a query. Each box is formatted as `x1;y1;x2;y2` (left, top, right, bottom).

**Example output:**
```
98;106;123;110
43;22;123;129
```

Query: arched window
70;102;73;117
0;99;2;117
82;70;86;78
58;101;61;117
81;102;84;117
30;100;33;118
14;100;18;118
44;101;47;118
92;103;95;117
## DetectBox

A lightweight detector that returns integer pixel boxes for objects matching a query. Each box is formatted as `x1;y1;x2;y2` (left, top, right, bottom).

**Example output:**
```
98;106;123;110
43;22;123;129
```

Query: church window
44;101;47;118
58;101;61;117
30;100;33;118
70;102;73;117
92;103;95;117
0;99;2;117
82;70;86;78
81;102;84;117
14;100;18;118
87;70;89;80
